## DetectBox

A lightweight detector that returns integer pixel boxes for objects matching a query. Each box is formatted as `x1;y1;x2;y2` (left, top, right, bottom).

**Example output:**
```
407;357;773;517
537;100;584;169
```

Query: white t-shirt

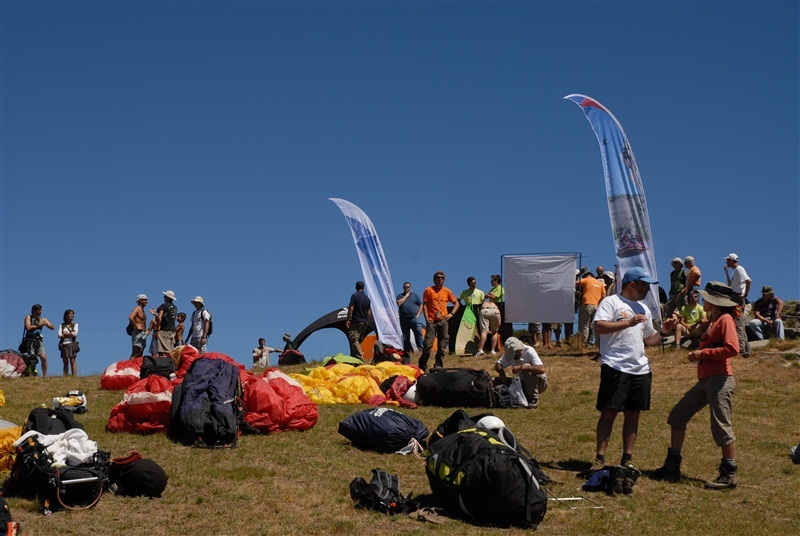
594;294;655;375
496;345;543;369
58;323;78;344
729;265;750;295
191;309;212;338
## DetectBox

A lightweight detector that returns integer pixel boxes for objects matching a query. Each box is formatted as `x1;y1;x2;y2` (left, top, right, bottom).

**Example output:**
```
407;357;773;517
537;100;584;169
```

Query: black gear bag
425;427;547;529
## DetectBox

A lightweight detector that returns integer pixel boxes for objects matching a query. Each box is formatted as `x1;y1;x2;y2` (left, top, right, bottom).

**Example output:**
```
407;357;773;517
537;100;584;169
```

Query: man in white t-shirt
723;253;751;356
591;267;676;494
252;338;280;368
494;336;547;408
187;296;212;353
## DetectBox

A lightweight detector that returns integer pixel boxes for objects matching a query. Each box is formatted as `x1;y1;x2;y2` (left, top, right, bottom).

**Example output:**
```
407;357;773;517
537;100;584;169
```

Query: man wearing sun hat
187;296;212;353
591;267;677;494
494;336;547;408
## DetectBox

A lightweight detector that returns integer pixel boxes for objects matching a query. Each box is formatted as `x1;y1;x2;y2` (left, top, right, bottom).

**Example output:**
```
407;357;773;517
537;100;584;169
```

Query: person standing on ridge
396;281;424;363
591;267;676;495
419;271;460;371
24;304;55;376
129;294;148;357
345;281;371;361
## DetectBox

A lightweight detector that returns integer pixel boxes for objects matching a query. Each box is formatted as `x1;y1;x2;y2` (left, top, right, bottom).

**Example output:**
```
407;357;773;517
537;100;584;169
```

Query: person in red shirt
652;282;741;490
419;271;460;371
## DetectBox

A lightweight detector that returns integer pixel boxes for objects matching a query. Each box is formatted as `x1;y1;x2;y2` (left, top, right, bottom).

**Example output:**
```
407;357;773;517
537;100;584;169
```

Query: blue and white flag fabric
565;94;661;321
330;198;404;350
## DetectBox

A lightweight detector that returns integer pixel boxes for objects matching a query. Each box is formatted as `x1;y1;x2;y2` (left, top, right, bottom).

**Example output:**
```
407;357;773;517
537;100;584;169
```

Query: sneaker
651;453;682;482
474;350;485;357
622;463;641;495
704;463;737;490
608;465;626;495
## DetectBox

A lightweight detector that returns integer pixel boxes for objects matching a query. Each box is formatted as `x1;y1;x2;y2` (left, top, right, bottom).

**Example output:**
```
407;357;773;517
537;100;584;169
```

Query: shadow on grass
540;458;591;472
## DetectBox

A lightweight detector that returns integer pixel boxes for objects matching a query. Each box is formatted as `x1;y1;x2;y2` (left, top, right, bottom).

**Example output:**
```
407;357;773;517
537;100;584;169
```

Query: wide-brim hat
671;257;683;266
761;285;774;295
698;281;742;308
684;256;695;263
163;290;177;301
503;337;525;360
191;296;204;305
283;332;292;340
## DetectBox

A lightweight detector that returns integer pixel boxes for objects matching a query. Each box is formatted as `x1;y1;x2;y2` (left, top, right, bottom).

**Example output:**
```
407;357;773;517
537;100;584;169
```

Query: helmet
476;415;517;451
402;384;419;404
476;415;506;433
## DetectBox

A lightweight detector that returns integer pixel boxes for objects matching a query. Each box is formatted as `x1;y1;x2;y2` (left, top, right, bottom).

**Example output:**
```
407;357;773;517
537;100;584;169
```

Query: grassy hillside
1;340;799;536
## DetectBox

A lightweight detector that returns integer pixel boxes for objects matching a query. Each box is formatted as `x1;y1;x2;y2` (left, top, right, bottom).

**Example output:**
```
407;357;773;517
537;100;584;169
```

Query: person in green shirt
675;290;707;348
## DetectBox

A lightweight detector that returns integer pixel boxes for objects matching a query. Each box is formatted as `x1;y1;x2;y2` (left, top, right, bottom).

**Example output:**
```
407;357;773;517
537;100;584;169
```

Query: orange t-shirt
579;277;606;306
423;286;457;321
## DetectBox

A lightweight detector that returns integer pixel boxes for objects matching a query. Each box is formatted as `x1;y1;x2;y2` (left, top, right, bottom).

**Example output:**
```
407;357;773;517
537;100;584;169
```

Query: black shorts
596;364;652;412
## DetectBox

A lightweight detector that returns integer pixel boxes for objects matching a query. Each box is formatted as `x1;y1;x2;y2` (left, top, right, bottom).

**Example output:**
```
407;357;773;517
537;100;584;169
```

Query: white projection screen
503;254;578;323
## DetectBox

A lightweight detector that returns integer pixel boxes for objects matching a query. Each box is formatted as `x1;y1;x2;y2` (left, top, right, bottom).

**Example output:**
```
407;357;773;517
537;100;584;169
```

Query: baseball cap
622;267;658;285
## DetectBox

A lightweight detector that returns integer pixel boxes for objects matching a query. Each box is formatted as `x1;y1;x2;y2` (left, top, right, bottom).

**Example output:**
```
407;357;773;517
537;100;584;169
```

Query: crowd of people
126;291;213;359
14;252;795;491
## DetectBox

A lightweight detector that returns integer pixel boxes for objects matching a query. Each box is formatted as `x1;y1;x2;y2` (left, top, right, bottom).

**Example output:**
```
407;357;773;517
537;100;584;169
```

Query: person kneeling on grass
494;336;547;409
652;281;741;490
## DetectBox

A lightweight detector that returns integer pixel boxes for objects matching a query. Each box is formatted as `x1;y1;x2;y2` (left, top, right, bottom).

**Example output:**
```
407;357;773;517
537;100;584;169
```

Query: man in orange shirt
419;270;460;371
577;268;607;346
679;256;702;298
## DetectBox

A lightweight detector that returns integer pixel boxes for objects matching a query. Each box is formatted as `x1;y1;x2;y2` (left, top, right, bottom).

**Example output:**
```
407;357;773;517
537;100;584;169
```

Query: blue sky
2;1;797;375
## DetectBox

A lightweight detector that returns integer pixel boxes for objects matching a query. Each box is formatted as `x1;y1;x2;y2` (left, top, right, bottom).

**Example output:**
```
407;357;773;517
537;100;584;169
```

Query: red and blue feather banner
565;94;661;321
330;198;404;350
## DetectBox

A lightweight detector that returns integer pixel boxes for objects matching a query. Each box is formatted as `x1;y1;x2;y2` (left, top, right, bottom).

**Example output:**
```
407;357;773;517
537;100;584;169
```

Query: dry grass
2;338;800;535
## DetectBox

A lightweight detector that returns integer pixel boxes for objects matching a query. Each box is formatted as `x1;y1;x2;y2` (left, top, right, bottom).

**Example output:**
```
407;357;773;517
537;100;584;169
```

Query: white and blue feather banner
565;94;661;321
330;198;404;350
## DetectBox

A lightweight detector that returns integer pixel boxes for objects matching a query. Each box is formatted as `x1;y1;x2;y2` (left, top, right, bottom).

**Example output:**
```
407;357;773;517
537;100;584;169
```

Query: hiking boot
608;465;626;495
704;463;737;490
652;452;682;482
622;463;641;495
589;458;605;473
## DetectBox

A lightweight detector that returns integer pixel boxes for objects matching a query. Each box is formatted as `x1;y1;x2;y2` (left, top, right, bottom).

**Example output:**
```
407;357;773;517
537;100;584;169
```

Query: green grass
2;339;800;535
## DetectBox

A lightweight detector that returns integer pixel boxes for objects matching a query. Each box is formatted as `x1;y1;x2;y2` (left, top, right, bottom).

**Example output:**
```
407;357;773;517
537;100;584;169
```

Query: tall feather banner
330;198;404;350
565;94;661;321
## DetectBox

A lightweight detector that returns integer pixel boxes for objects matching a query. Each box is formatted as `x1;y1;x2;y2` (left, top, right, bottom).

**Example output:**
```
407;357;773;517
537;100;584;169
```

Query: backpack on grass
3;433;109;513
170;357;243;448
415;368;494;407
140;356;176;379
25;407;84;435
108;451;168;497
425;428;548;529
349;468;419;515
338;408;429;452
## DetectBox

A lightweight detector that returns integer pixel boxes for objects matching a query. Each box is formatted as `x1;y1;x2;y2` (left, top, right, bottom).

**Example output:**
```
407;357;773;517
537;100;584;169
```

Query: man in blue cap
590;267;676;495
